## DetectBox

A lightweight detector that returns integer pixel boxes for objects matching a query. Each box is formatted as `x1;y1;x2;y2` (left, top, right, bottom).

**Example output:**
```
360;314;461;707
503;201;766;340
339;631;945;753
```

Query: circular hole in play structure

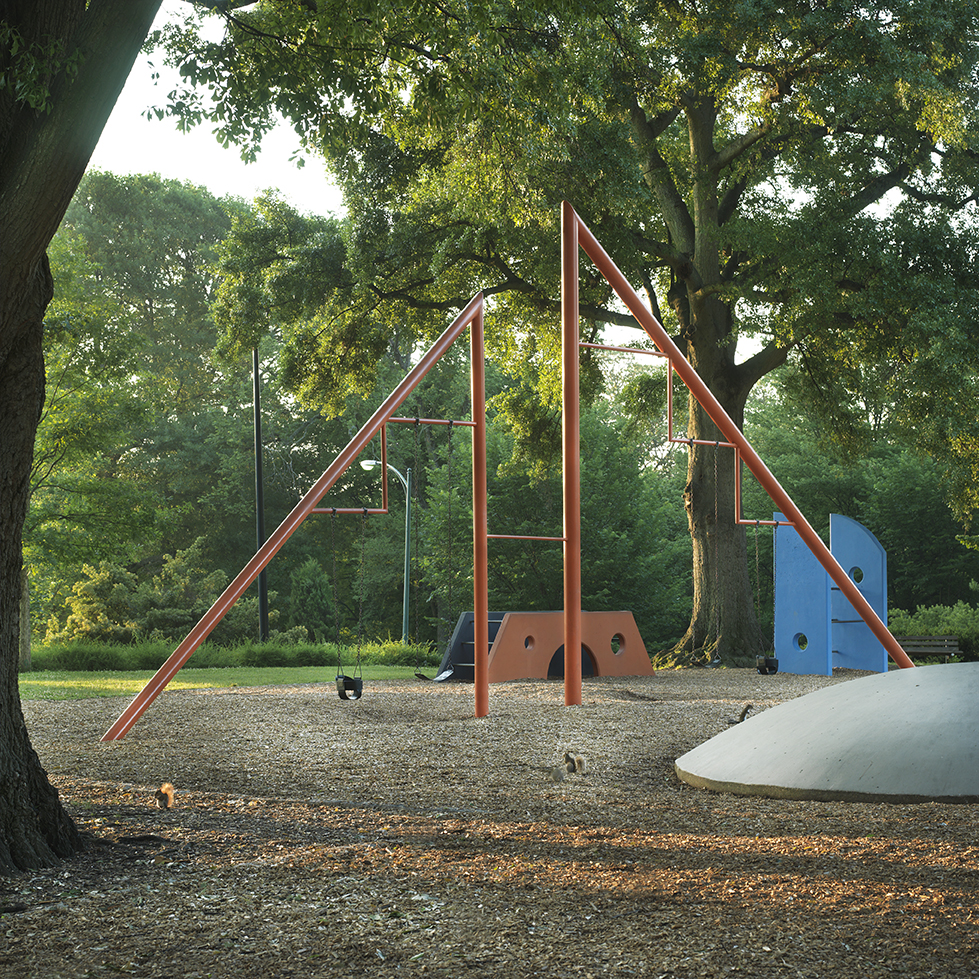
850;566;865;584
793;633;808;651
523;635;535;652
611;633;625;656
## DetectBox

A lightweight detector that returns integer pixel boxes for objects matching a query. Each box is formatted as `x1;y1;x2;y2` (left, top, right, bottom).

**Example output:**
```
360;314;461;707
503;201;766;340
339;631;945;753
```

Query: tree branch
838;161;912;219
623;89;695;253
737;341;791;390
898;182;979;211
712;121;772;174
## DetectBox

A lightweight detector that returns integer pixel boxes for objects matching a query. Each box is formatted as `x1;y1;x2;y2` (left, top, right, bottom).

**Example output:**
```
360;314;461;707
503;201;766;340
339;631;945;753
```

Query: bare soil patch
4;669;978;977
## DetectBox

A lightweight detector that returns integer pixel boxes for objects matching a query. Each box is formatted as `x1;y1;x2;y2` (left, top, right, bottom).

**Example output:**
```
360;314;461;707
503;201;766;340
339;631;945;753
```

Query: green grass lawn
19;665;428;700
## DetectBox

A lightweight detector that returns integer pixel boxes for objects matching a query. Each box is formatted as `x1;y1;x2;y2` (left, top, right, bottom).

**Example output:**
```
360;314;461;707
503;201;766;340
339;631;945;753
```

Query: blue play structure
773;512;888;675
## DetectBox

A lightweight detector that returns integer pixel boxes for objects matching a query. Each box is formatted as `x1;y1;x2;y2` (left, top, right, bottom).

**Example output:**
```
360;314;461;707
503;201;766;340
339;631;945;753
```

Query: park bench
893;635;961;663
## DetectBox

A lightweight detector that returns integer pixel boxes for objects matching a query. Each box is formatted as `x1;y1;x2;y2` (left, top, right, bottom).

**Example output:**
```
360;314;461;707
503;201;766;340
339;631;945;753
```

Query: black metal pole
253;347;270;641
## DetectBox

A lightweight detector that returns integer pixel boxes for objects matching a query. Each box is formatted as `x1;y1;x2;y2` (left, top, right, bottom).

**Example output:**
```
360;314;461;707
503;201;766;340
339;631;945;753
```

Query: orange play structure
437;610;653;682
101;202;912;741
486;611;653;682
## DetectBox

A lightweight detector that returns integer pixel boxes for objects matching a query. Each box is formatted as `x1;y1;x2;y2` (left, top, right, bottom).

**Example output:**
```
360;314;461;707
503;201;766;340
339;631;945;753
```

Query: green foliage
211;193;388;415
27;638;440;673
239;639;437;669
156;0;979;387
27;226;156;601
285;558;335;642
0;23;83;112
45;540;267;646
31;639;165;673
31;172;245;632
888;603;979;662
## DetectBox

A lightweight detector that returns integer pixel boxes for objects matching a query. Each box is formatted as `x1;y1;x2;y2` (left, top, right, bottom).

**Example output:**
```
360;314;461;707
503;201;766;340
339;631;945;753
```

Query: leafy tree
46;539;268;645
24;228;155;667
157;0;979;664
0;0;163;872
860;449;979;610
43;174;365;647
60;170;247;412
285;557;335;643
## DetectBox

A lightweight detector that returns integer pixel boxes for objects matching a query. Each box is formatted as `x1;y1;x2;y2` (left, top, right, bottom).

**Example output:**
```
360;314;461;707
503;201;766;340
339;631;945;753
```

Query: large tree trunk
0;256;80;871
671;262;769;664
0;0;164;871
678;399;767;664
658;95;776;665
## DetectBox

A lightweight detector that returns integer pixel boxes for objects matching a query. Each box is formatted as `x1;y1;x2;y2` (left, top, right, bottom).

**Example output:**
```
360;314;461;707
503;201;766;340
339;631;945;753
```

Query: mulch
4;670;978;977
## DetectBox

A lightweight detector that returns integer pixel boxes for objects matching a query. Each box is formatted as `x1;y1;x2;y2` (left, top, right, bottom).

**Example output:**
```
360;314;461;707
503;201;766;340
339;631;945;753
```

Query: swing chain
331;509;340;648
356;507;367;678
413;414;421;643
709;440;721;659
334;506;364;700
445;419;454;630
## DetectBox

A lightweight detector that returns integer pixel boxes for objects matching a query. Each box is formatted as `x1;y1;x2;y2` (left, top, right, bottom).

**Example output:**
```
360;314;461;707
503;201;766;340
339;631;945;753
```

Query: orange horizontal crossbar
488;534;566;542
388;417;477;427
579;342;667;357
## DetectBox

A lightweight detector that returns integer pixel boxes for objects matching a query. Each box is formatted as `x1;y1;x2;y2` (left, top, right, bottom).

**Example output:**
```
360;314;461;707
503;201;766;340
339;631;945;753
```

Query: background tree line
29;170;979;664
154;0;979;664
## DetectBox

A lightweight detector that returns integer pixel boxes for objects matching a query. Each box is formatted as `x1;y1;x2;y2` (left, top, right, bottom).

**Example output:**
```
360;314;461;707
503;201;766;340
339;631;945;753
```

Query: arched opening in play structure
101;202;913;742
548;647;596;679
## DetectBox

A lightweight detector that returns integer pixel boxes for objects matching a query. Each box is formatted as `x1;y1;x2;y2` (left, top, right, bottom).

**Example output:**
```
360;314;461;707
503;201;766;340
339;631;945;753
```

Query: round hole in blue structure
849;566;865;584
793;633;809;651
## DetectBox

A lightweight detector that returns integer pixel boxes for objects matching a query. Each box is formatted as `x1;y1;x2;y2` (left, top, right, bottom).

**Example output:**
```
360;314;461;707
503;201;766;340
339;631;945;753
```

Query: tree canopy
157;0;979;660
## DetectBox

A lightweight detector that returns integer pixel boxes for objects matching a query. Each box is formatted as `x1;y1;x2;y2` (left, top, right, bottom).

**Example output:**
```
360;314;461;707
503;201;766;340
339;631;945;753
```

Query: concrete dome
675;663;979;803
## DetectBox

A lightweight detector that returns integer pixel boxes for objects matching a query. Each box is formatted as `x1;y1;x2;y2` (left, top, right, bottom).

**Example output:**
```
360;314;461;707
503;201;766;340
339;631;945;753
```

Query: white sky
90;1;344;217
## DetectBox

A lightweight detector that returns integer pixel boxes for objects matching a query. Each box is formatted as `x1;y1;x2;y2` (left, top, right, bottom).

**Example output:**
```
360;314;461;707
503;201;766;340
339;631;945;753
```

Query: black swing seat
336;675;363;700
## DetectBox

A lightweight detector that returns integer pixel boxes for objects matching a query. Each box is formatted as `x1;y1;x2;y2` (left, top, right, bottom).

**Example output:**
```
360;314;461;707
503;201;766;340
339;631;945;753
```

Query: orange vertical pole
561;201;583;705
471;303;489;717
569;204;914;671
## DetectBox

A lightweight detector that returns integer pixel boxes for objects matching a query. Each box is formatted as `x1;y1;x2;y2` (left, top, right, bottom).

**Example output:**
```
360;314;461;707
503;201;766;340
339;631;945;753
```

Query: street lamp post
253;347;269;642
361;460;412;643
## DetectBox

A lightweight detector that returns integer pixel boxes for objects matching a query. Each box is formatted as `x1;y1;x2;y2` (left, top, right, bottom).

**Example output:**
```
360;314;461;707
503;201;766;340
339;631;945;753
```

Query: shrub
238;641;332;668
45;540;273;646
25;637;443;673
365;641;440;667
31;640;128;672
889;601;979;661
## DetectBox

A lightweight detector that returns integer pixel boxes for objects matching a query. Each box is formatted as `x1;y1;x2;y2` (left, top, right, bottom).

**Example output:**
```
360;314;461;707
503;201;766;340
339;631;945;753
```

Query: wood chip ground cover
4;670;977;977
